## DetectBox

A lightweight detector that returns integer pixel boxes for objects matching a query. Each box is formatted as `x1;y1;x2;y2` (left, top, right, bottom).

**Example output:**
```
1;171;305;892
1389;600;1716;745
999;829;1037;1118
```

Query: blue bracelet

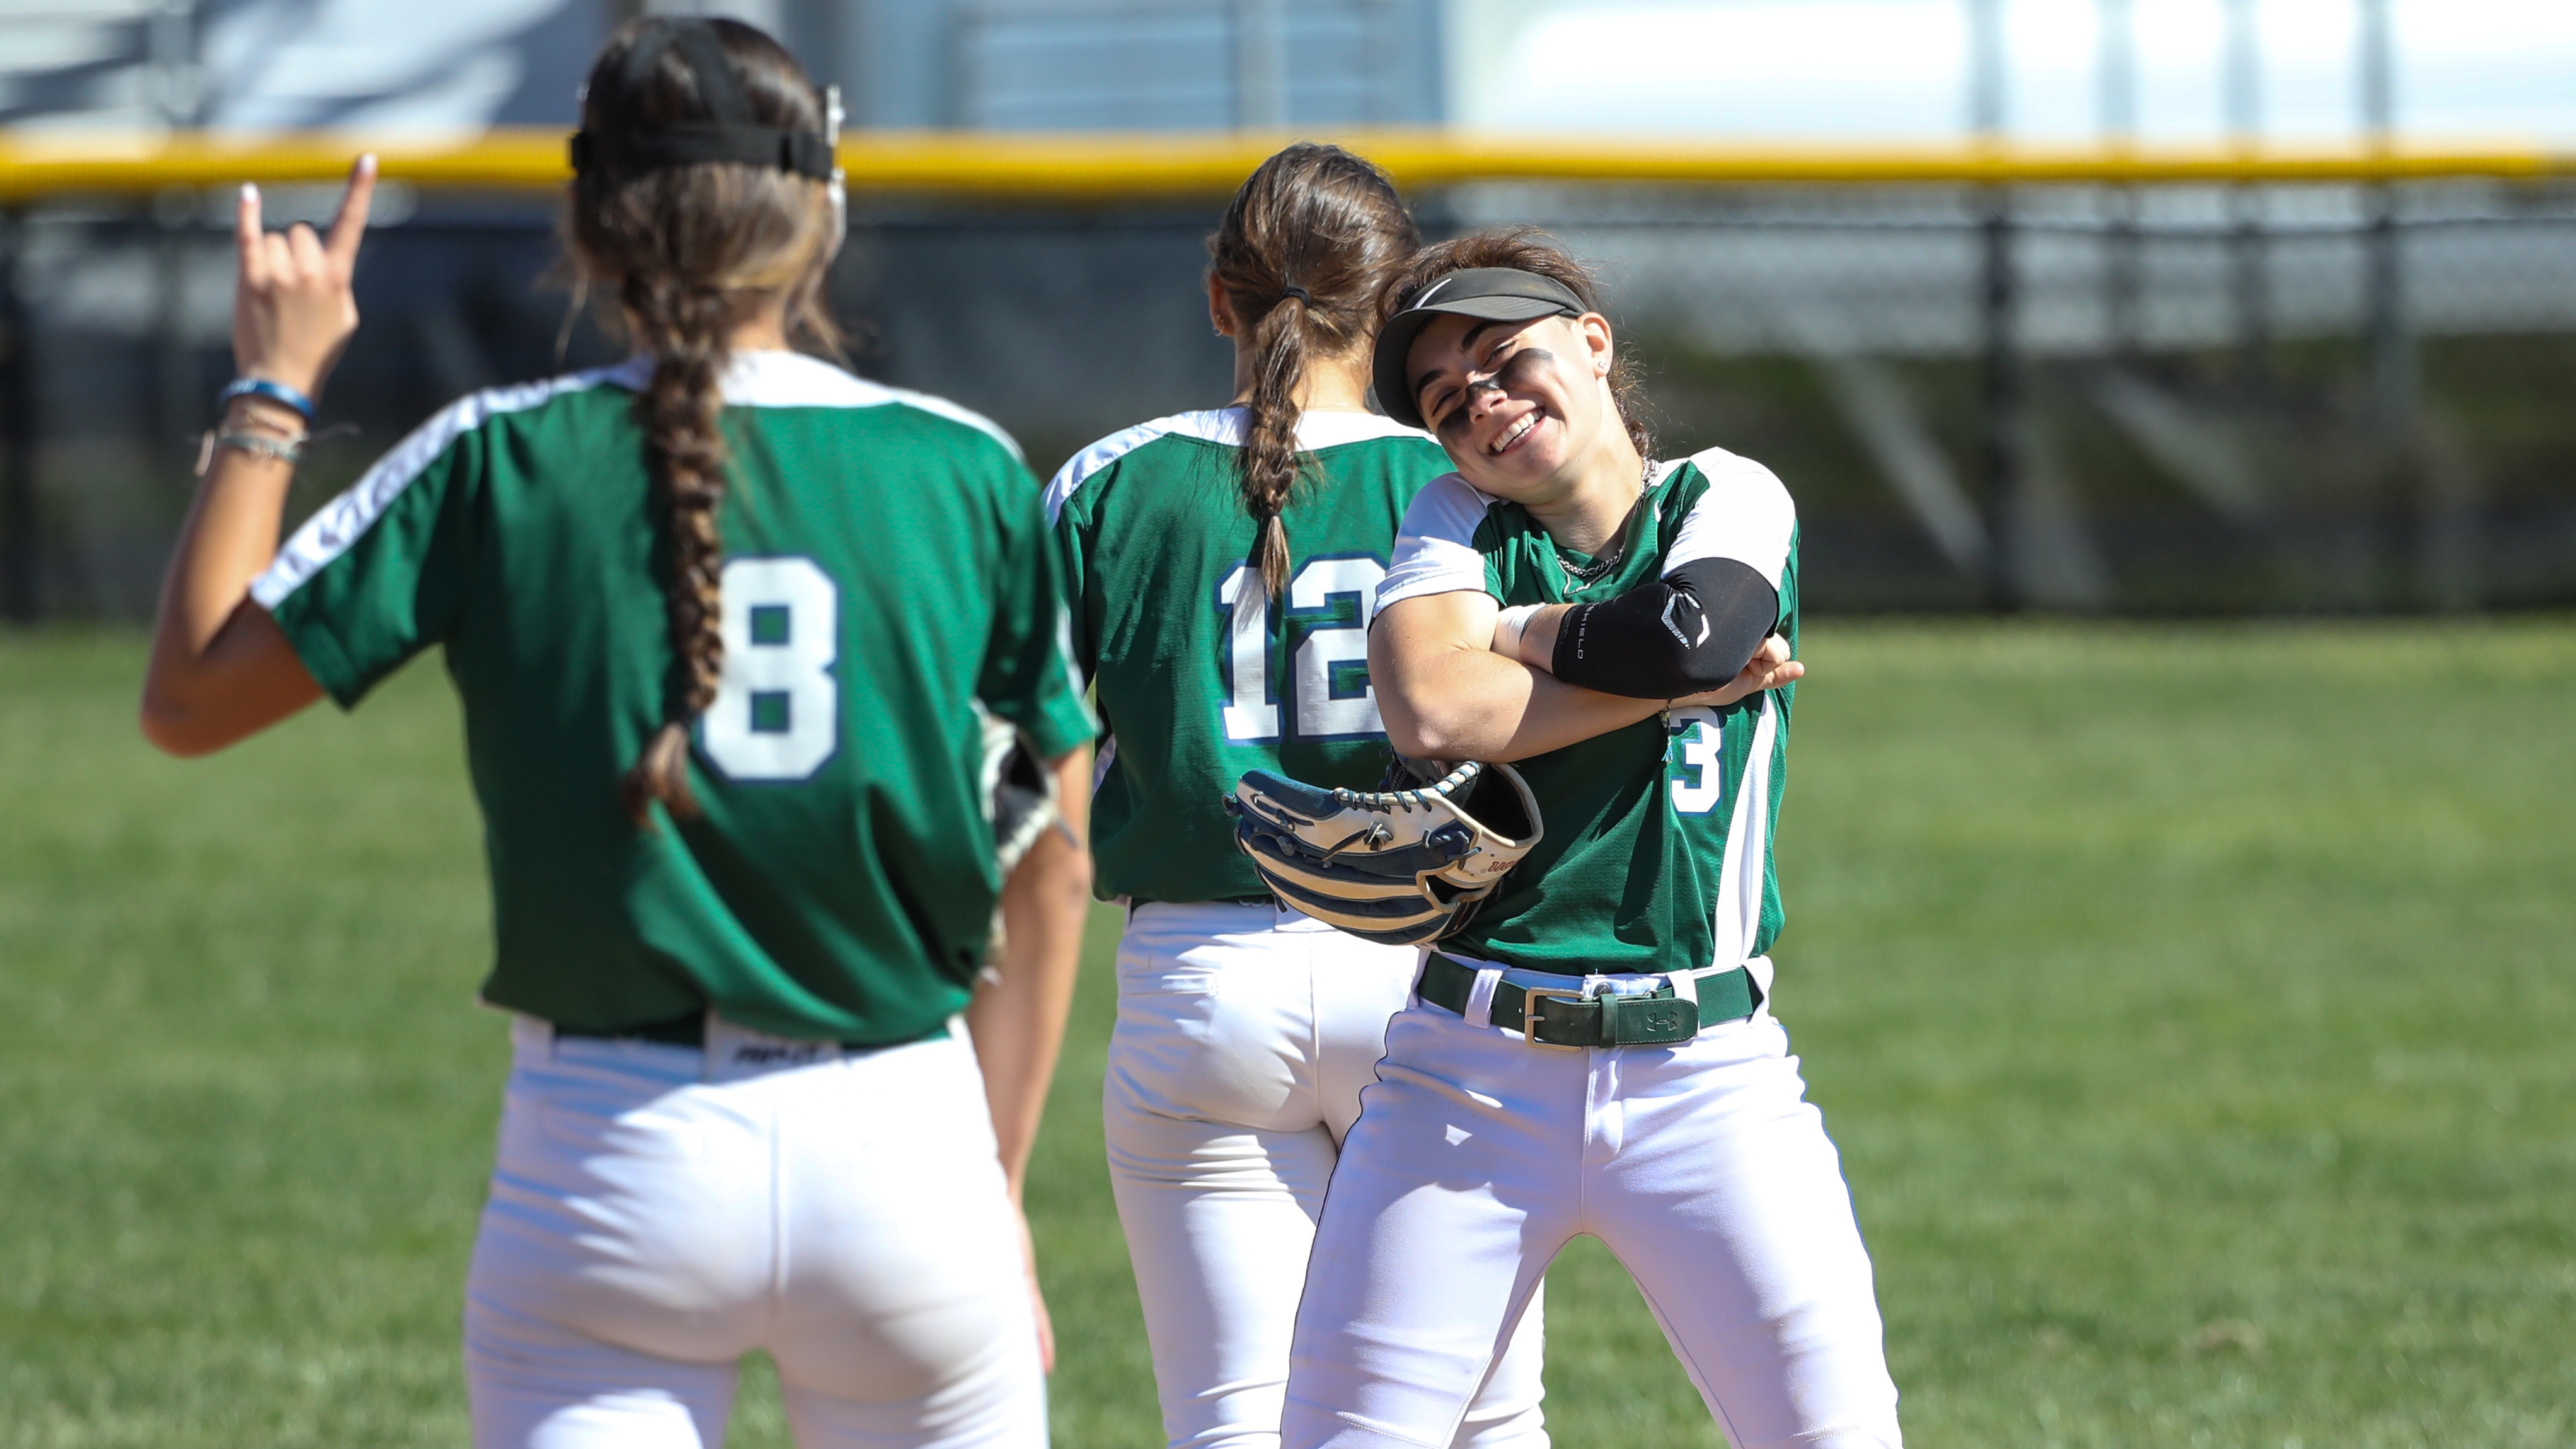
218;377;318;424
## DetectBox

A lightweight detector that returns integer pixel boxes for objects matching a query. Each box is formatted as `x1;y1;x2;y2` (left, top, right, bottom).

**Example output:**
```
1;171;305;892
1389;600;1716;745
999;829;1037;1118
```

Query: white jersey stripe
1664;446;1798;593
251;351;1023;612
1374;471;1497;612
250;365;626;611
1044;405;1430;526
1045;415;1195;526
1709;691;1781;969
710;352;1023;461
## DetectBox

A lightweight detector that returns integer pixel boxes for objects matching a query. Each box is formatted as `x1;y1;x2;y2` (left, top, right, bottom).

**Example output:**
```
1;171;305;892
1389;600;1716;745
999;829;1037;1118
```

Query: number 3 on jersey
1217;557;1386;742
1667;705;1725;815
703;557;839;780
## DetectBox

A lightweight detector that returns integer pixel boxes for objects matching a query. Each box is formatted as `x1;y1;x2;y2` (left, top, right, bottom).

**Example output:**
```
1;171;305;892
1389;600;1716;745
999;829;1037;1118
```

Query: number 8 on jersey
704;556;839;781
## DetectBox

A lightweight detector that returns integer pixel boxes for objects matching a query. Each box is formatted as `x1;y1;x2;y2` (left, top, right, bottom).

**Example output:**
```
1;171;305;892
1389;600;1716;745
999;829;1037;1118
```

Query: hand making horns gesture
232;153;377;399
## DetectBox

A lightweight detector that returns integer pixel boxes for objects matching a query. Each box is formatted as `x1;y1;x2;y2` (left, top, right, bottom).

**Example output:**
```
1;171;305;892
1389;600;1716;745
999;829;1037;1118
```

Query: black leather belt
556;1011;708;1048
553;1012;882;1053
1417;954;1760;1048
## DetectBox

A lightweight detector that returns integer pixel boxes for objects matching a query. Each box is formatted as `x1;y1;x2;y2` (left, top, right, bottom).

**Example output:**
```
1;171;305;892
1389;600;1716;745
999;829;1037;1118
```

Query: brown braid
563;18;841;826
1207;144;1418;596
623;272;733;821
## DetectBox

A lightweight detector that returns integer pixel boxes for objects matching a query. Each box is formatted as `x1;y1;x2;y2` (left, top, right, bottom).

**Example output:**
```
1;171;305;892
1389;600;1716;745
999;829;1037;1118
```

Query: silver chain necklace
1556;456;1657;586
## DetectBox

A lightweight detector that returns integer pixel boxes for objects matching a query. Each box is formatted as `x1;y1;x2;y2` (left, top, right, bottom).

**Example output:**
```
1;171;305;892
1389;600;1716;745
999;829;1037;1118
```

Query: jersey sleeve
250;396;488;708
982;457;1098;761
1040;454;1101;685
1375;473;1498;612
1664;449;1798;615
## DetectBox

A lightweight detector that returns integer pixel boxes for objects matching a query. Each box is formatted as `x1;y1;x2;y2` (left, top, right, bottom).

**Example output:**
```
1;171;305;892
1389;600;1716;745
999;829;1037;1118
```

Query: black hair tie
1280;284;1314;306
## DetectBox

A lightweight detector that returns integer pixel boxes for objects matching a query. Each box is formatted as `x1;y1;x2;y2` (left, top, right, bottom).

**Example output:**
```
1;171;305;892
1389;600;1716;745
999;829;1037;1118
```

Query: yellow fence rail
3;128;2572;200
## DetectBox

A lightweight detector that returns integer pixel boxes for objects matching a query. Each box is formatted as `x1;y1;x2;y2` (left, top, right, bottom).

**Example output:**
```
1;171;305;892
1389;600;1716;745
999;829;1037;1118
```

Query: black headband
569;19;835;182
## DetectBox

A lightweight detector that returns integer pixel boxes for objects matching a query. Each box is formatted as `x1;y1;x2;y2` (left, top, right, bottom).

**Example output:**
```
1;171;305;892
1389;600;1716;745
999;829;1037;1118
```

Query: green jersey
255;352;1093;1045
1374;446;1801;974
1045;408;1449;904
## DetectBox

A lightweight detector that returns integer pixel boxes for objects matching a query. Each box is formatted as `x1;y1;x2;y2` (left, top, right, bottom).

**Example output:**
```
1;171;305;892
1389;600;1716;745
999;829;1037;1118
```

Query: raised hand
231;154;376;399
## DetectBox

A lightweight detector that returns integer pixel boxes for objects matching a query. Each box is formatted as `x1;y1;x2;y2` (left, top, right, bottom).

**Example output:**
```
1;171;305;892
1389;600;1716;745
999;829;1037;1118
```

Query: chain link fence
4;175;2572;619
1507;180;2576;613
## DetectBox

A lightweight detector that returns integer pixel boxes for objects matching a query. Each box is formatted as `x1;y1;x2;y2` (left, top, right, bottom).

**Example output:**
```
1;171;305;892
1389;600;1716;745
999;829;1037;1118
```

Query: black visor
1372;268;1587;430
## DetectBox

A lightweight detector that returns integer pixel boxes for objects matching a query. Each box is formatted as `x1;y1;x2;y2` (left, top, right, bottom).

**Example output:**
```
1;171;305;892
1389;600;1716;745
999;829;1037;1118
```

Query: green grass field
3;623;2571;1448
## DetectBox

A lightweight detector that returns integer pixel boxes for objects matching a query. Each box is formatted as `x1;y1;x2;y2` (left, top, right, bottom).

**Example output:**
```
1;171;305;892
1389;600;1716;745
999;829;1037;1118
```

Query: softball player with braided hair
1260;229;1904;1449
1045;144;1546;1449
139;18;1093;1448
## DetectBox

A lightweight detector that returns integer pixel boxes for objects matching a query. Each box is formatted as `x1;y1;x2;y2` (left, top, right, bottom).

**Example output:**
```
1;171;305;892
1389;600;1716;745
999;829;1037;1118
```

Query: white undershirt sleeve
1375;473;1499;613
1662;447;1798;595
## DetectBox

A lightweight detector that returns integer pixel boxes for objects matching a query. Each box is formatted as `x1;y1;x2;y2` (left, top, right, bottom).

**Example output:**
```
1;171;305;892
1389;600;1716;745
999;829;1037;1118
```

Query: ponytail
620;274;733;823
1239;289;1310;596
1209;144;1418;597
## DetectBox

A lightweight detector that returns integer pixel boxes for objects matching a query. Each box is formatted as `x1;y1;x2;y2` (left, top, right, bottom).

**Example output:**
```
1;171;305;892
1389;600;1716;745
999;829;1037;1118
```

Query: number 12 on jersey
1216;557;1386;742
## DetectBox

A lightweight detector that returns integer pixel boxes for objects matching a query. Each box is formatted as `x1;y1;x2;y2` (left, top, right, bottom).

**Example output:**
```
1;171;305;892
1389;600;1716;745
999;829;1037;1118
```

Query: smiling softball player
1245;230;1904;1449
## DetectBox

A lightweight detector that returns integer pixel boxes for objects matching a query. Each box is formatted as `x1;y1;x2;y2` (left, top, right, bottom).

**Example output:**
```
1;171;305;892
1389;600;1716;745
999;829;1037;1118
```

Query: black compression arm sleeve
1549;556;1780;700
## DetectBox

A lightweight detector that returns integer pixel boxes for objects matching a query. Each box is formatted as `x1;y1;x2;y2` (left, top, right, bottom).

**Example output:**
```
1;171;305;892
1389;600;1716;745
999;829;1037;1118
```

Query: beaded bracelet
194;429;307;476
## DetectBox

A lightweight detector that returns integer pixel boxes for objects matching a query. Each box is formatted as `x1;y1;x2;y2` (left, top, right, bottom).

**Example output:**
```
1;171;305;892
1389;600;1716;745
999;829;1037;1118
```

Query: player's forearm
1374;639;1667;763
968;748;1093;1197
1504;563;1780;701
152;444;289;661
141;439;322;754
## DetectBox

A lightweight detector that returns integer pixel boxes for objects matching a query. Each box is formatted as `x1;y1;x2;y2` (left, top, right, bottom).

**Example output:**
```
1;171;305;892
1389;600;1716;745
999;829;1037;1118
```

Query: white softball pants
1280;964;1901;1449
1104;901;1548;1449
464;1015;1047;1449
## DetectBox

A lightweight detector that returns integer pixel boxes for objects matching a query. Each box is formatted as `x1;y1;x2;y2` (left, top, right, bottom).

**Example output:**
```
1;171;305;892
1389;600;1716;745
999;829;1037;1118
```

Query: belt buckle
1517;985;1593;1049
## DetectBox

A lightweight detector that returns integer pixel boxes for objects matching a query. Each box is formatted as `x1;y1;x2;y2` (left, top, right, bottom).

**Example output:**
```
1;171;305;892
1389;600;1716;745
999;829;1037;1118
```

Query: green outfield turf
3;622;2570;1448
